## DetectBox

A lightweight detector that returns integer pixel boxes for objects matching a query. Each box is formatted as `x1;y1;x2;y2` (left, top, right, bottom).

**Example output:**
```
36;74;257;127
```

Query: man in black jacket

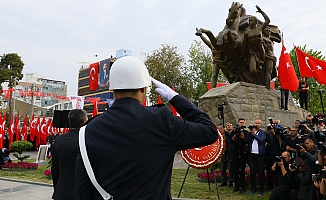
269;151;292;200
220;123;234;187
75;56;218;200
51;109;88;200
230;118;249;194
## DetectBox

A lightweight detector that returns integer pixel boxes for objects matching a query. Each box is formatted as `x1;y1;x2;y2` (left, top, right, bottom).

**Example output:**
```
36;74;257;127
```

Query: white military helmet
109;56;151;90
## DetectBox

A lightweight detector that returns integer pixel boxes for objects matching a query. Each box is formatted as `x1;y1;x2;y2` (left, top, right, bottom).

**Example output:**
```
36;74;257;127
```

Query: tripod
318;90;325;114
177;166;221;200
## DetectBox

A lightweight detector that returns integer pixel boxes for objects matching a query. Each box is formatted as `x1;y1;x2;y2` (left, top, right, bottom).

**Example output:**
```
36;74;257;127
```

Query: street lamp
30;84;36;117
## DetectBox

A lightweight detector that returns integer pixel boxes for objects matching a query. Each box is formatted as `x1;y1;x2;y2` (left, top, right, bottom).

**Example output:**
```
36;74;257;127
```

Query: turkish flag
157;95;162;104
3;90;10;99
278;45;299;92
35;116;41;148
15;113;20;141
142;98;147;106
295;47;315;77
8;114;14;148
170;105;177;116
22;115;28;141
0;114;3;149
306;58;326;85
296;47;326;84
19;90;24;97
40;117;47;145
92;100;98;117
89;62;99;91
30;114;35;141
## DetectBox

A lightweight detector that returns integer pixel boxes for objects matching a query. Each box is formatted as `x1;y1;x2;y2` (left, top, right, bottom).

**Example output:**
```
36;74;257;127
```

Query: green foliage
288;45;326;114
0;53;24;89
143;44;192;103
10;141;33;162
188;40;227;105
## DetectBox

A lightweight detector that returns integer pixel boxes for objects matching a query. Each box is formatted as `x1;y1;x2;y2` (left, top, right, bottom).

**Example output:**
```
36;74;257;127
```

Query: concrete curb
0;177;52;187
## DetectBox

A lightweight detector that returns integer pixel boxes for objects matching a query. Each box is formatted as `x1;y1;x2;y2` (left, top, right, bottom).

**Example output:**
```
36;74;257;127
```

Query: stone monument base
198;82;310;127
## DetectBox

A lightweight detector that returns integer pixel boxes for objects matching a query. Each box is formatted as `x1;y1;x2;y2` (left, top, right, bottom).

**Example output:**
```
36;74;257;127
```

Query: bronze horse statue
195;2;244;84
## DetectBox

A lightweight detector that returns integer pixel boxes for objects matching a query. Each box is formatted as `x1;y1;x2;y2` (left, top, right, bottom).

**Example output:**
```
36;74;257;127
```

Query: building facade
78;58;114;116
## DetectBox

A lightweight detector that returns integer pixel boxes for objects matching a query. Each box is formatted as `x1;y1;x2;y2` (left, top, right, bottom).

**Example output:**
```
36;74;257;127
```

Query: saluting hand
150;77;179;102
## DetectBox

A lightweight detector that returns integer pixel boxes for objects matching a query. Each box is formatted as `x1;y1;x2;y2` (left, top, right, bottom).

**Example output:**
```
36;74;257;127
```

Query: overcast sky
1;0;325;95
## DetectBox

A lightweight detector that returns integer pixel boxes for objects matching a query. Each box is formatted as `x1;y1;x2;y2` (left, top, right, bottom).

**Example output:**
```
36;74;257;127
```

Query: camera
248;125;258;130
218;101;227;111
234;125;246;135
312;114;326;125
275;155;284;163
318;142;326;151
267;117;284;133
290;161;298;170
312;170;326;182
296;143;306;150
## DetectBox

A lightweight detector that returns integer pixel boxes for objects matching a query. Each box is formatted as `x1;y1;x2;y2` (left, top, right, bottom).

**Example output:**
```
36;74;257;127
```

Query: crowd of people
219;115;326;199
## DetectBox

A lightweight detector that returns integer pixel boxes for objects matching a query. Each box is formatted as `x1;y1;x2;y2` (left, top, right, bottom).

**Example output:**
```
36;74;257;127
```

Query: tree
188;40;227;105
10;141;33;162
289;45;326;114
0;53;25;118
143;44;192;104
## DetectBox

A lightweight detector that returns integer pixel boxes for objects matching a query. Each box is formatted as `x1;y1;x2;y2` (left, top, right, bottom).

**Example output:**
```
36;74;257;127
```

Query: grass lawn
0;160;271;199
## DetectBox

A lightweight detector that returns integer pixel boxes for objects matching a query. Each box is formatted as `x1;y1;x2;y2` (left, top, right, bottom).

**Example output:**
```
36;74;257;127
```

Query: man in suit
99;62;109;87
75;56;218;200
51;109;88;200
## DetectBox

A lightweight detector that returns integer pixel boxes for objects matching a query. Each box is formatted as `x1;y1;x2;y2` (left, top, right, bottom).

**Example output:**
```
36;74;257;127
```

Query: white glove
150;77;178;102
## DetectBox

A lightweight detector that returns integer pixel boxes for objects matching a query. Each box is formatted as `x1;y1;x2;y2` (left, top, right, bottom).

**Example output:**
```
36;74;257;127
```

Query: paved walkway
0;178;53;200
0;151;190;199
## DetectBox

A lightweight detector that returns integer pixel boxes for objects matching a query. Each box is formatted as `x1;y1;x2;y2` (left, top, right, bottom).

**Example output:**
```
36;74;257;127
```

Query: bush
10;141;33;162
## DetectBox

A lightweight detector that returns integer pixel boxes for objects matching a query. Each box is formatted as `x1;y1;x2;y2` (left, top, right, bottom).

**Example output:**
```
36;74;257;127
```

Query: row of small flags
0;113;69;149
0;89;107;104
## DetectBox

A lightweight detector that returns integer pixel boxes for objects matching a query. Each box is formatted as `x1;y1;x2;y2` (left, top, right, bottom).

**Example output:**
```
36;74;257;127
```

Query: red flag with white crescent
8;114;14;148
0;114;3;148
89;62;99;91
41;117;47;144
22;115;28;141
30;114;35;141
278;44;299;92
35;116;41;148
15;113;20;141
157;95;162;104
296;47;315;78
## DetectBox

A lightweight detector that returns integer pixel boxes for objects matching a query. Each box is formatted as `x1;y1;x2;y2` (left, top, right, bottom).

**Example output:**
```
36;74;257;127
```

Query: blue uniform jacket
75;95;218;200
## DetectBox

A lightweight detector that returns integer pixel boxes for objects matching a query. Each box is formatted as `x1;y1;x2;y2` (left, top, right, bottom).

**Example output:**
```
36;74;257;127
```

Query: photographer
0;148;11;168
283;126;303;159
313;167;326;200
220;123;234;187
265;119;282;191
288;157;314;200
269;151;292;199
298;118;315;144
246;119;266;195
231;118;249;194
314;141;326;199
314;124;326;144
297;138;318;173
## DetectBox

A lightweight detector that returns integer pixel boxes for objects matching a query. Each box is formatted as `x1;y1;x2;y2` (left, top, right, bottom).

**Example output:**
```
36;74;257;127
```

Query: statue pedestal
199;82;310;127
